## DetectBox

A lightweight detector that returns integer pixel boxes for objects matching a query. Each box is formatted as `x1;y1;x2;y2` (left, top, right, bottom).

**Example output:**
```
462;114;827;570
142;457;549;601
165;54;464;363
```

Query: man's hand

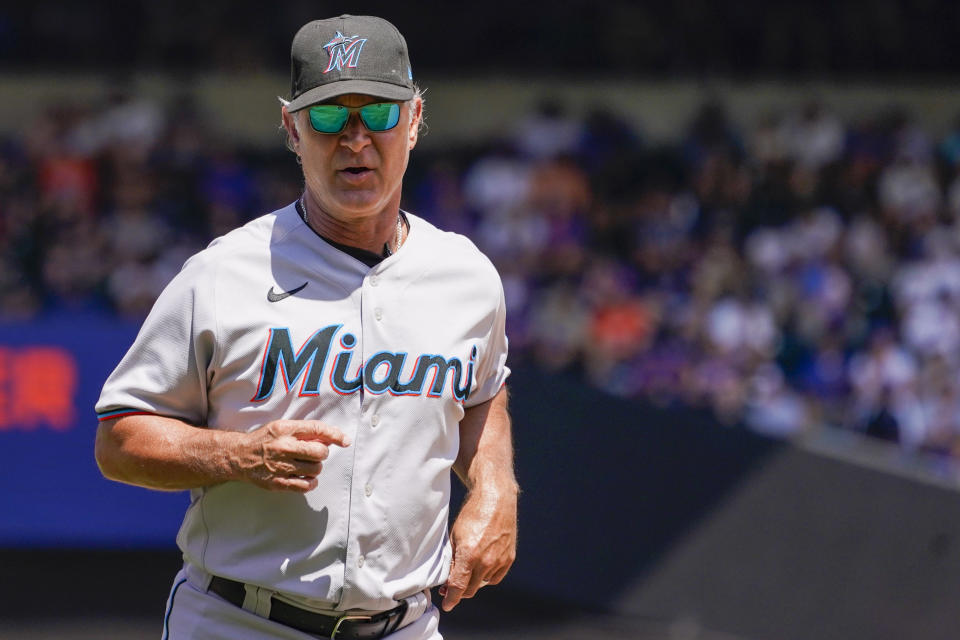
232;420;351;493
440;483;518;611
440;387;518;611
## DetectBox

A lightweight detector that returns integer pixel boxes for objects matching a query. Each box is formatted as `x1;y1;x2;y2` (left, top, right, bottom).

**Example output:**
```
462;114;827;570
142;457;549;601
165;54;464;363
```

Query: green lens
359;103;400;131
308;105;349;133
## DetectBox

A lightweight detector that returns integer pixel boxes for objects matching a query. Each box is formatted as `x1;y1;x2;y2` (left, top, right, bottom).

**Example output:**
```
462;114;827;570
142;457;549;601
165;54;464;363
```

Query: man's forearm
454;386;519;495
95;415;350;493
442;385;519;610
95;415;242;491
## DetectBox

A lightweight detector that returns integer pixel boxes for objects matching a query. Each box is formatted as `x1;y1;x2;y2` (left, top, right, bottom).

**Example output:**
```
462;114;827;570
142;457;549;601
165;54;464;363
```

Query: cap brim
287;80;414;111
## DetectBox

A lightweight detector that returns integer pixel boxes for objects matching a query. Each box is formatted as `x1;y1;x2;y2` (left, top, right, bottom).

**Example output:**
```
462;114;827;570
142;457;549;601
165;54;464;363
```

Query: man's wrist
203;429;246;484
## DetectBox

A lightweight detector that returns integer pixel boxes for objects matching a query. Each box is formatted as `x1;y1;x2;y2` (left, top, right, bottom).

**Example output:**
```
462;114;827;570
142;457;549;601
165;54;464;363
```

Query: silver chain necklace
394;212;404;254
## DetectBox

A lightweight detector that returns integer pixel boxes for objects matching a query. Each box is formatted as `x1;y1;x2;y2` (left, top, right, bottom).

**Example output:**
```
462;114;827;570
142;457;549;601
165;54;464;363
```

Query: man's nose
339;114;371;152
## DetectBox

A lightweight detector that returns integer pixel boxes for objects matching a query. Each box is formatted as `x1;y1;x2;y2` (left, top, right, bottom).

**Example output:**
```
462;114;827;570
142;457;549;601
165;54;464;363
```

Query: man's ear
281;106;301;151
408;97;422;150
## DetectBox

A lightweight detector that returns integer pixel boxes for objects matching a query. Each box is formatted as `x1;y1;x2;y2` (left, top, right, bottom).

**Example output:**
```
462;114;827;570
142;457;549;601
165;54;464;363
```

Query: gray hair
279;85;426;155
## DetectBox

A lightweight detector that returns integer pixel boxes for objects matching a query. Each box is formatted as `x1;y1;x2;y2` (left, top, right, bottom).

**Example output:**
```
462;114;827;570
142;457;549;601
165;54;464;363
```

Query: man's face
284;93;421;223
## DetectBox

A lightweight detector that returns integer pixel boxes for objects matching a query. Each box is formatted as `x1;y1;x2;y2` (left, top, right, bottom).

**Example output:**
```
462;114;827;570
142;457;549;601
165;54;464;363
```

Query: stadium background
4;1;960;638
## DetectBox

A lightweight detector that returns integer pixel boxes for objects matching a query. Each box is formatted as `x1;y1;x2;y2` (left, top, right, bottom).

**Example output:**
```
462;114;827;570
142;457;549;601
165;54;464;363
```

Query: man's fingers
289;459;323;478
482;549;515;587
487;564;509;585
441;554;465;611
290;421;351;447
440;581;465;611
441;552;475;611
443;566;490;609
442;549;511;610
291;440;330;462
460;566;489;600
272;476;318;493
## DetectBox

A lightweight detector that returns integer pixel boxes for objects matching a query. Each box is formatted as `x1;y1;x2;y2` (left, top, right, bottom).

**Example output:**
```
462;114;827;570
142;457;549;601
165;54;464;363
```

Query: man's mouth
337;166;374;184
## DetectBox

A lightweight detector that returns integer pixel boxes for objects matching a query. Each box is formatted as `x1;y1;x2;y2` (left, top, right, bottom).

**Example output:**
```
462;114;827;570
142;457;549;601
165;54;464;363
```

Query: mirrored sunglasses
307;102;401;134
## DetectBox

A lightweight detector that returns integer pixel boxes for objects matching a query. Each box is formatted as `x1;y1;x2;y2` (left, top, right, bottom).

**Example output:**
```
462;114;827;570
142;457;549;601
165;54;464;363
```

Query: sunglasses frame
307;102;402;134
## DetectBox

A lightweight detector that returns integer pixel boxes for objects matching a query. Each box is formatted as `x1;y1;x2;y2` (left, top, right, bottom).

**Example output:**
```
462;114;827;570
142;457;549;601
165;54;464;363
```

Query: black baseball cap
287;15;415;112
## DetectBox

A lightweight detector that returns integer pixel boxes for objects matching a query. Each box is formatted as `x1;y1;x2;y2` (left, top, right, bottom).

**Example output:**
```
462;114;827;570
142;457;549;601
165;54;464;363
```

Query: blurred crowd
5;88;960;458
0;89;301;319
7;1;959;76
440;98;960;461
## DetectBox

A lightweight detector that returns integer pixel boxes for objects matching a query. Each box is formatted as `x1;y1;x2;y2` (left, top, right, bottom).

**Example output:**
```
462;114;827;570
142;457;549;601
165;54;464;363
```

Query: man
94;14;517;640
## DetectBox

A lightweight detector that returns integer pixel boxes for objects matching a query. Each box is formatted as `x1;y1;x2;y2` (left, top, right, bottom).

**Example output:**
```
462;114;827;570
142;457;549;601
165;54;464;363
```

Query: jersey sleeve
95;252;218;425
465;268;510;408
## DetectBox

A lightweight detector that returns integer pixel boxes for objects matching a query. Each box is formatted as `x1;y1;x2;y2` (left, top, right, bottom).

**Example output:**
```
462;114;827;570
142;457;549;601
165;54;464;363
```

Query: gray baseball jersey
96;202;509;612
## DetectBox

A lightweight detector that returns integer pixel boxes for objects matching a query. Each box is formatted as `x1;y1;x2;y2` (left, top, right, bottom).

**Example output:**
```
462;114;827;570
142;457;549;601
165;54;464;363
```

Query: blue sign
0;312;185;547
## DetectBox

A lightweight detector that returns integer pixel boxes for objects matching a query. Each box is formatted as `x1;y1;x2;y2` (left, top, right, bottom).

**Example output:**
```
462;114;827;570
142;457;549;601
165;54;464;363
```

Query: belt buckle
330;613;373;638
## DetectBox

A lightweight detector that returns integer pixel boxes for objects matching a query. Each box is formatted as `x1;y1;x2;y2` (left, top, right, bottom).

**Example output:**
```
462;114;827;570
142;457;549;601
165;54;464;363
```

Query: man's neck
301;191;401;255
295;199;407;267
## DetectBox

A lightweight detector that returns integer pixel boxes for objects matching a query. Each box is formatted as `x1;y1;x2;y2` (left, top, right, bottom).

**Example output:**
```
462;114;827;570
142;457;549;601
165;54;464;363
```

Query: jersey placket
340;264;389;609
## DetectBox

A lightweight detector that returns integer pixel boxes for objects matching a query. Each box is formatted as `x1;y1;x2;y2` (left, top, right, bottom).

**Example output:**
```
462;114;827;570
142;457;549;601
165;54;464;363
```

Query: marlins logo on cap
287;15;416;111
323;31;367;73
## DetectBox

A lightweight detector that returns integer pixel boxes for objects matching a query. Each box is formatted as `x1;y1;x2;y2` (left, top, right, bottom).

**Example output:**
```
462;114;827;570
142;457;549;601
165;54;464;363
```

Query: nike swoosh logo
267;282;308;302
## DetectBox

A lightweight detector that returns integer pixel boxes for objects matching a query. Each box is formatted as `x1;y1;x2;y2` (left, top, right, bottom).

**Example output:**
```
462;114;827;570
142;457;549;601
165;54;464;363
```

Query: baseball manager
94;14;517;640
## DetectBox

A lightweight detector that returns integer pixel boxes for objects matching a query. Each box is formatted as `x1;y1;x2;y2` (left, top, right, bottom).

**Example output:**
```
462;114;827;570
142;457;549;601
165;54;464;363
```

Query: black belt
208;575;409;639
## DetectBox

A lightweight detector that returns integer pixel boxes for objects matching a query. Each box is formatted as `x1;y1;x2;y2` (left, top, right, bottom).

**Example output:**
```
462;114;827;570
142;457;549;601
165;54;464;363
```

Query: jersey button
365;484;373;497
370;275;379;286
371;414;380;427
357;555;365;568
374;308;383;321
